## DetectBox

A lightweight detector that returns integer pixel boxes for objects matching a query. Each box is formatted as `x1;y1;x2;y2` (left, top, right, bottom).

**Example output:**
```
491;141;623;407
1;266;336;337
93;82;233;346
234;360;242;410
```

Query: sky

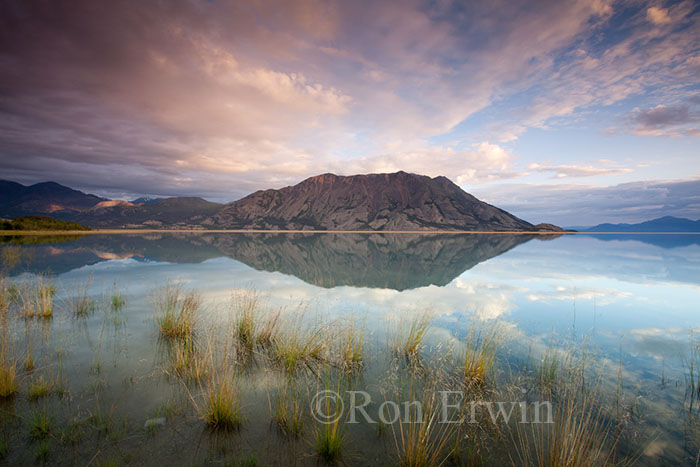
0;0;699;226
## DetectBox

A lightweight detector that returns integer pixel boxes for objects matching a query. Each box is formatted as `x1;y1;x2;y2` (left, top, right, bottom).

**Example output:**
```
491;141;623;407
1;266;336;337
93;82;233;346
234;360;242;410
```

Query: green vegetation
15;276;55;319
390;377;457;467
0;359;17;398
462;322;500;386
391;312;432;361
270;386;304;438
69;278;96;317
231;291;280;348
0;215;90;231
154;284;200;339
28;410;53;440
28;376;51;400
271;312;329;373
200;372;243;431
337;322;365;372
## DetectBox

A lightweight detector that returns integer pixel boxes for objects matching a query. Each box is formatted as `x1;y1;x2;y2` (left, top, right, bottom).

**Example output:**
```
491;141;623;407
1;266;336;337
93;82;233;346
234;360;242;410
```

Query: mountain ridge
579;216;700;233
204;171;563;232
1;173;566;231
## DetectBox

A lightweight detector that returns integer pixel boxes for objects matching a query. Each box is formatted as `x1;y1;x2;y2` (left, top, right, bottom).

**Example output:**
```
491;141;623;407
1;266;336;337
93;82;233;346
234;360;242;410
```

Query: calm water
1;232;699;465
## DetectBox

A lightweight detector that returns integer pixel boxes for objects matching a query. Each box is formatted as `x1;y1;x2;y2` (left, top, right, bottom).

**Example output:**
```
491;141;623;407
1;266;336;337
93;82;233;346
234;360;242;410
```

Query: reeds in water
337;322;365;372
391;376;457;467
154;284;201;339
462;322;500;386
16;276;55;319
390;312;432;362
271;311;328;373
231;291;280;349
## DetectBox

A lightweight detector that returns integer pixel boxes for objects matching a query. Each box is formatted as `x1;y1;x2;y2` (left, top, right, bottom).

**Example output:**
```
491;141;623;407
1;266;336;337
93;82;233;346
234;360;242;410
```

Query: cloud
0;0;698;200
526;161;632;178
626;101;700;137
471;178;700;226
646;6;672;25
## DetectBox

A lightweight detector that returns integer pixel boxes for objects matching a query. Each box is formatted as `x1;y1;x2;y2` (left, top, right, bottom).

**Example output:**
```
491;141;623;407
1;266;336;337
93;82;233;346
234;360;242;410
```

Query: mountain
131;197;164;205
581;216;700;232
1;173;565;231
0;180;106;217
71;197;223;228
204;171;561;231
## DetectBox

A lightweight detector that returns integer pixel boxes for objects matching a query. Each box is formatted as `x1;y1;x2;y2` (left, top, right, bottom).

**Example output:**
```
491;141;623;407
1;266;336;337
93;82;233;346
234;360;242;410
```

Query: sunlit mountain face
0;0;698;226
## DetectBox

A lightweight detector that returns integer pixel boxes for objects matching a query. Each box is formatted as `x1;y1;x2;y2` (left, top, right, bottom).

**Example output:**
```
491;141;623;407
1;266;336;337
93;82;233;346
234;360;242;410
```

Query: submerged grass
270;386;304;438
0;360;17;398
15;276;55;319
271;311;329;373
28;375;51;400
462;322;500;386
201;373;243;431
68;277;96;317
337;322;365;373
390;312;432;362
231;290;280;349
390;374;458;467
154;284;201;339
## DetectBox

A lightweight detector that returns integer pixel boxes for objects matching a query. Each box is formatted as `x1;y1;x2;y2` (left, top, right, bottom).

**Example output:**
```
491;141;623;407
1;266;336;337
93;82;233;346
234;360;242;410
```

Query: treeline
0;215;90;231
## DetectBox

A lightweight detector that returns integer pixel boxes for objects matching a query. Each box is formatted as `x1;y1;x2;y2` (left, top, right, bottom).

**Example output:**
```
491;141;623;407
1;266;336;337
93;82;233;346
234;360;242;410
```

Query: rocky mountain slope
204;171;560;231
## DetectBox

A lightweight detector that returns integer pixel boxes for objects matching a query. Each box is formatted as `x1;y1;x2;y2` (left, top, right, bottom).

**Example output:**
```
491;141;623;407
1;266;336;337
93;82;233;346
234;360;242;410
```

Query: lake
1;232;699;465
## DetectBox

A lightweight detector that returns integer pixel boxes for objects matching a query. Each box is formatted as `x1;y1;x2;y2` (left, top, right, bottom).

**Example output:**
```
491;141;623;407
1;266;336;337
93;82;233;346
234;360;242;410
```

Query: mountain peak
205;172;544;231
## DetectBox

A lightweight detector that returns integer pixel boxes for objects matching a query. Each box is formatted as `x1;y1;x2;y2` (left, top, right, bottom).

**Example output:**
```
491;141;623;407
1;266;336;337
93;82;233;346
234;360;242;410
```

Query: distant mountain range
1;172;565;231
579;216;700;232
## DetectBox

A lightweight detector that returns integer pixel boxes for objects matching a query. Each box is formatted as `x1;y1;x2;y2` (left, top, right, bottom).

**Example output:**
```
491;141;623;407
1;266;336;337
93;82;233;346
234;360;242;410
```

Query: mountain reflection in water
1;233;554;290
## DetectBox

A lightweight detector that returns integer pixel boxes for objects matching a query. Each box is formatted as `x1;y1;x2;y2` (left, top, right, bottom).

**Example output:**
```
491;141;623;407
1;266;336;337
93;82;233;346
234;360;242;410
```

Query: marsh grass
28;410;53;440
337;322;365;373
390;312;432;362
167;337;209;382
231;291;280;349
312;378;346;463
270;386;304;437
271;310;329;374
390;374;457;467
0;323;16;398
0;359;17;398
537;348;562;394
16;276;55;319
29;375;51;400
201;374;243;431
154;284;201;339
67;277;96;317
510;364;629;467
462;322;500;387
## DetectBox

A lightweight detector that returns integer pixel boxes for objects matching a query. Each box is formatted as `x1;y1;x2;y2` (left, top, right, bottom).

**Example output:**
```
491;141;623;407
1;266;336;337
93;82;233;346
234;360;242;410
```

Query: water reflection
2;233;548;290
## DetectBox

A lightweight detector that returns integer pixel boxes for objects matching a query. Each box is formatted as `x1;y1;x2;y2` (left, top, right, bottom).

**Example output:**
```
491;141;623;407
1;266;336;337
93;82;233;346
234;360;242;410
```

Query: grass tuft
28;410;53;440
154;284;200;339
29;376;51;400
271;312;328;374
462;322;500;386
338;322;365;372
201;374;243;431
0;359;17;398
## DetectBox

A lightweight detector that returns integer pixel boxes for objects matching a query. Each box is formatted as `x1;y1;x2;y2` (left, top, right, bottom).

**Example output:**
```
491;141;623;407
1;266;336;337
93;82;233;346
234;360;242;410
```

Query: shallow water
1;232;699;465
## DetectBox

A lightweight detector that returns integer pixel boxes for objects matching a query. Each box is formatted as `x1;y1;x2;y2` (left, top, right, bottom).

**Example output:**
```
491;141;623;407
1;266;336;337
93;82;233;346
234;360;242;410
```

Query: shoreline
1;229;700;236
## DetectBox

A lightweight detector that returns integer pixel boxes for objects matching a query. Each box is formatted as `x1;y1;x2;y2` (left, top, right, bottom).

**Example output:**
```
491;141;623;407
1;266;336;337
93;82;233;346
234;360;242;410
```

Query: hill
0;215;90;231
204;171;562;231
0;180;106;217
582;216;700;232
